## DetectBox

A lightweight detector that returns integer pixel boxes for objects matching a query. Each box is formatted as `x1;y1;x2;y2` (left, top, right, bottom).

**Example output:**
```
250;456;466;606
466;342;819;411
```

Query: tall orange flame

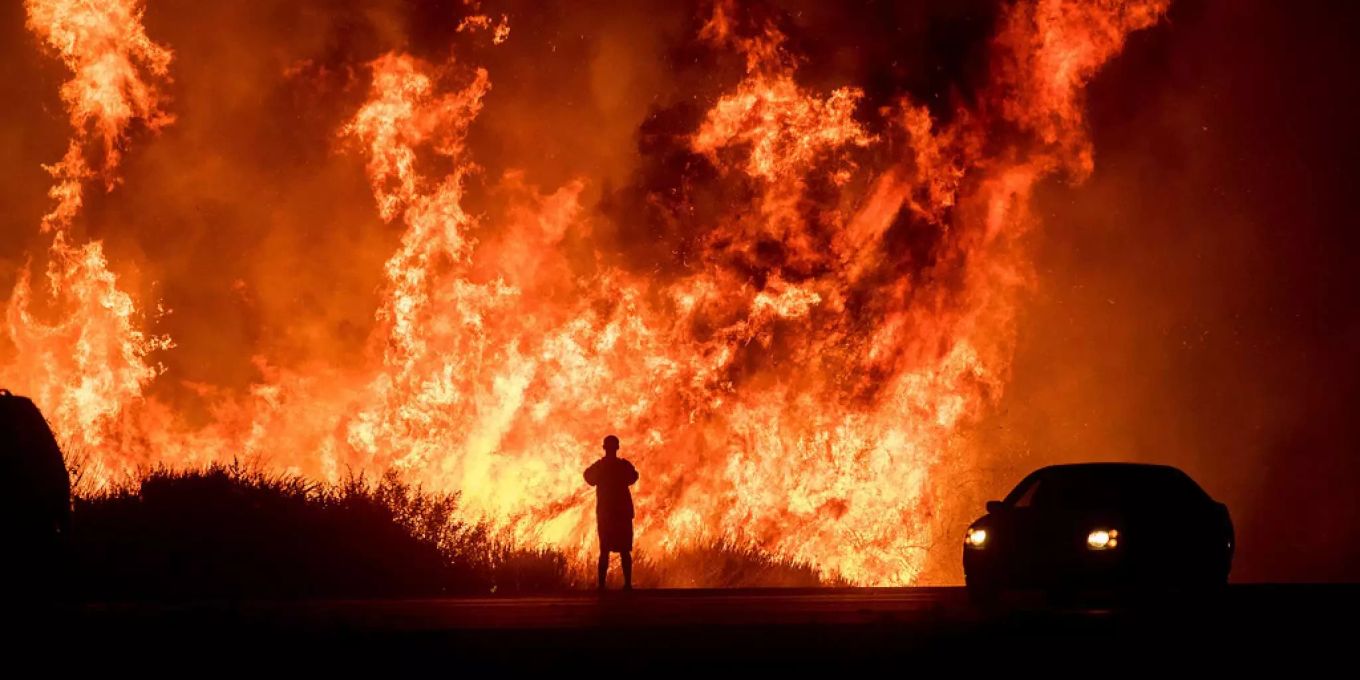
7;0;173;483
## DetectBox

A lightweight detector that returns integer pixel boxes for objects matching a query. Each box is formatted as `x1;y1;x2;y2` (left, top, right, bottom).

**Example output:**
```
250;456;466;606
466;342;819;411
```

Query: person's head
603;435;620;457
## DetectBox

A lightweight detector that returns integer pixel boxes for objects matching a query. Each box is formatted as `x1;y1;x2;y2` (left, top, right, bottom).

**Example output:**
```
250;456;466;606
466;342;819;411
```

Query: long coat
583;456;638;552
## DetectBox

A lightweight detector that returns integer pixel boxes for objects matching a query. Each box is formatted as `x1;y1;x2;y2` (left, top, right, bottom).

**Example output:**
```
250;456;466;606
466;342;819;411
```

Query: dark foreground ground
9;585;1357;670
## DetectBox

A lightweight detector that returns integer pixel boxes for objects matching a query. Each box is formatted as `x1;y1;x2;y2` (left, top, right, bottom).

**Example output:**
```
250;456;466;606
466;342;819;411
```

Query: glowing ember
1;0;1170;584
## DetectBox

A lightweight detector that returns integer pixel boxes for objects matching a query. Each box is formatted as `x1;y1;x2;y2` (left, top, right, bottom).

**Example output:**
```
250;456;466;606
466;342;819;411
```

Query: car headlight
966;527;988;548
1086;528;1119;550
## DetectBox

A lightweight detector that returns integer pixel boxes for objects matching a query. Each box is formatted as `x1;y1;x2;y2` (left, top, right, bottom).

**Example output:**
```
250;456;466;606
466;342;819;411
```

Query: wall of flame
1;0;1171;585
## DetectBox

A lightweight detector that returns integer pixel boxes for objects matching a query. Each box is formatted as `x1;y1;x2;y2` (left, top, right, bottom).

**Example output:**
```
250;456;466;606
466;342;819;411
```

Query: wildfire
1;0;1170;585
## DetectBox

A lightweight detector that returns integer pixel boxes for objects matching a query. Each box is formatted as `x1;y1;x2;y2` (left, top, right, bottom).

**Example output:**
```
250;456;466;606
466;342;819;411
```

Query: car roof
1022;462;1207;494
1006;462;1212;506
1034;462;1187;475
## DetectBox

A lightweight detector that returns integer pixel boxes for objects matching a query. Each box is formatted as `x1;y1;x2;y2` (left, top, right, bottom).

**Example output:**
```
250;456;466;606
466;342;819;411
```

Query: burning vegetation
2;0;1169;585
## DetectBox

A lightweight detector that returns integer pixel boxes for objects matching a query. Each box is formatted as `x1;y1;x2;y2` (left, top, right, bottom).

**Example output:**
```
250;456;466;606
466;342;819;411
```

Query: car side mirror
985;500;1005;514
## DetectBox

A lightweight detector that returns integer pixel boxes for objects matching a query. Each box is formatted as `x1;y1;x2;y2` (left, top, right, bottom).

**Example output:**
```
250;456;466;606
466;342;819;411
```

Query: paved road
18;586;1358;669
82;587;974;629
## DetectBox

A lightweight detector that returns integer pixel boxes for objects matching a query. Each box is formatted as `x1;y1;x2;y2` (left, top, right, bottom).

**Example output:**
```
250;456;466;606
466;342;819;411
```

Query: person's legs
597;550;609;590
621;550;633;590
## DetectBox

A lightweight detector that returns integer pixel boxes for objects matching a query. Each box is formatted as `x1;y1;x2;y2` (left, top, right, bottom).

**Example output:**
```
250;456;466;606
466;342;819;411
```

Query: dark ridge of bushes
69;463;576;600
65;463;847;600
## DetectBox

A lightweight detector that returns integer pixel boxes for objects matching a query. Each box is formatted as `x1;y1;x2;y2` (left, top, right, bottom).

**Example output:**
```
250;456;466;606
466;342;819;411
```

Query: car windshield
1007;466;1208;510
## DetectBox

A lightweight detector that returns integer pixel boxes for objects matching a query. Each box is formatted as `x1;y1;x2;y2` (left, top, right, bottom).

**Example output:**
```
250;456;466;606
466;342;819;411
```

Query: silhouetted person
0;389;71;600
584;434;638;591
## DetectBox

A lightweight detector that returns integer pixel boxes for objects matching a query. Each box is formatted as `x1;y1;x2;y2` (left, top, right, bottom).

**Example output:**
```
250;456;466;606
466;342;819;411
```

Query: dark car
963;463;1233;604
